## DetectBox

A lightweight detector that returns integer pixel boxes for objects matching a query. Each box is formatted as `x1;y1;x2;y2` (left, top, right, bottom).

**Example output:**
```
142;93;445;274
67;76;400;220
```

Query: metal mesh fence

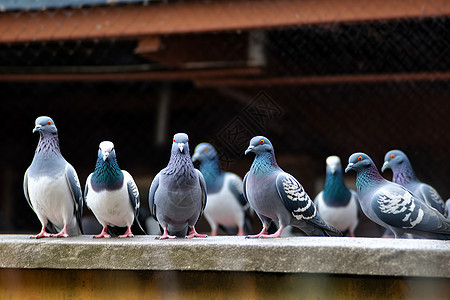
1;1;449;236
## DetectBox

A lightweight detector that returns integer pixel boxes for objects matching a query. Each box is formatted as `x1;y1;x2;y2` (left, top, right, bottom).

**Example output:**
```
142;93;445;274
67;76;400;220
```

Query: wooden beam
0;67;262;82
0;0;449;43
134;36;162;54
195;72;450;87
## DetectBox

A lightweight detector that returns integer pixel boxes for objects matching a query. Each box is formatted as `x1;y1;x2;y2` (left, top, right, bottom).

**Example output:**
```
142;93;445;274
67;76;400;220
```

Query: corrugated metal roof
0;0;158;11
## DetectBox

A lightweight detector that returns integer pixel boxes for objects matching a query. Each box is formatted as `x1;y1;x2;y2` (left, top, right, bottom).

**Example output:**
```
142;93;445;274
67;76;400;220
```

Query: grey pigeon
85;141;145;238
192;143;252;236
314;156;359;237
447;199;450;220
345;152;450;239
243;136;341;238
382;150;448;217
149;133;207;239
23;116;83;238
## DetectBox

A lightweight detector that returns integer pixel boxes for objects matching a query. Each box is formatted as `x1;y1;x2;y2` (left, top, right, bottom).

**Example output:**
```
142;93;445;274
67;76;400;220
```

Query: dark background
1;10;449;236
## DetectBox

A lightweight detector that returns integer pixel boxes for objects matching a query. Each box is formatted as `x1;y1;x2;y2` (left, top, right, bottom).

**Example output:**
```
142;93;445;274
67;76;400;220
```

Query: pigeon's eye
390;154;395;159
47;121;52;125
204;147;210;152
173;139;176;142
187;138;189;142
260;139;265;145
357;156;363;161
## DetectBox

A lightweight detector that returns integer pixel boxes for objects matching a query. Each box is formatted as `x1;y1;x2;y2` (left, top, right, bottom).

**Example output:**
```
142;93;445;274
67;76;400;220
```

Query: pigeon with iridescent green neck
23;116;83;238
314;156;359;237
382;150;447;217
85;141;145;238
346;152;450;240
243;136;341;238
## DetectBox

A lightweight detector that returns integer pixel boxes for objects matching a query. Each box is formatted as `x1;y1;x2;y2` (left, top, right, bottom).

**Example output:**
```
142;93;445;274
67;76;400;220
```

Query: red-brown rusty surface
1;0;449;43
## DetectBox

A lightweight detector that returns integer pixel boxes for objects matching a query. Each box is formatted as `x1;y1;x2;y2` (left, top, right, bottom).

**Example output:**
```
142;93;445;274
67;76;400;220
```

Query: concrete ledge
0;235;448;278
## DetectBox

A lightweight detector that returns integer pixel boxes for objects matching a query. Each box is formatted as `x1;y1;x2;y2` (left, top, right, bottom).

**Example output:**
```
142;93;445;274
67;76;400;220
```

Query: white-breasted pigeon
23;116;83;238
85;141;145;238
314;156;359;237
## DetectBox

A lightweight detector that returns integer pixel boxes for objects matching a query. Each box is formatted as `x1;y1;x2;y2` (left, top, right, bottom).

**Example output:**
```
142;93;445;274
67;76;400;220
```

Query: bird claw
30;232;52;239
186;227;207;238
119;227;134;238
186;233;208;239
245;234;261;239
52;232;69;238
93;233;111;238
119;233;134;238
155;234;176;240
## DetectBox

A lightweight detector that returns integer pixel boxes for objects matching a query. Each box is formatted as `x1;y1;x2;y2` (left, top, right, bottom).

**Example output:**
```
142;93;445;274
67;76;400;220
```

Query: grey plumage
346;152;450;240
243;136;341;238
23;116;83;238
149;133;207;239
382;150;447;217
85;141;145;238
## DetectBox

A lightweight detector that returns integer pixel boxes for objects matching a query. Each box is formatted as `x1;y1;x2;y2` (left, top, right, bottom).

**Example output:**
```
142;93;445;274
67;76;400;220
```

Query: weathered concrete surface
0;235;448;277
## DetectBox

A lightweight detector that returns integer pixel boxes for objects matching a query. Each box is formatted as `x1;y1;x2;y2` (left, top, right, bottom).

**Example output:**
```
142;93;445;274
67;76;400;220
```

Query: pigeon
345;152;450;239
23;116;83;238
447;200;450;220
148;133;207;239
243;136;341;238
314;156;359;237
382;150;448;217
192;142;252;236
85;141;145;238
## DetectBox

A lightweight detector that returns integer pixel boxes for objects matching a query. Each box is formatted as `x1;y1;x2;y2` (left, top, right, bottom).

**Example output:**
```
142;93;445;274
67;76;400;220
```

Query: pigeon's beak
329;165;337;174
32;125;42;133
245;145;254;155
192;153;199;162
178;143;185;153
345;163;354;173
381;161;389;172
102;151;110;161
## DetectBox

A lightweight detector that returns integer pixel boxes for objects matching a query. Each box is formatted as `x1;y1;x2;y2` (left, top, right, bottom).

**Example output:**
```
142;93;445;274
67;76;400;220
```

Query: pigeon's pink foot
236;228;245;236
349;232;356;238
210;231;218;236
30;227;52;239
186;226;207;238
119;226;134;238
246;228;269;239
156;228;176;240
52;225;69;238
93;227;111;238
259;226;283;238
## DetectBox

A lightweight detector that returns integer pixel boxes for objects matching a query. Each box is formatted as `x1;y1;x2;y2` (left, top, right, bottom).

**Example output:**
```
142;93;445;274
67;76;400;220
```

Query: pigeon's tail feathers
306;217;342;236
45;222;60;234
132;217;147;235
107;218;147;236
290;219;329;236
